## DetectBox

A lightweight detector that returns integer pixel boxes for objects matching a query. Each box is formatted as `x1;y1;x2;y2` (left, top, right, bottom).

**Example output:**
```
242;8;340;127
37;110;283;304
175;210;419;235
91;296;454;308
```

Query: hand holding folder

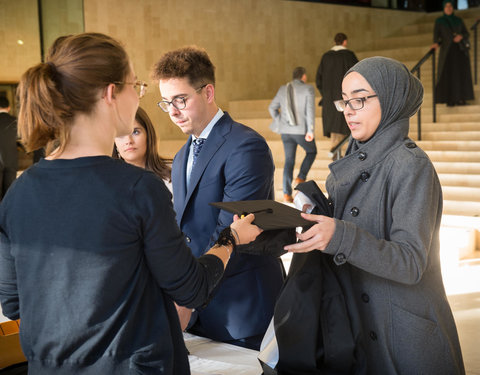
210;200;312;257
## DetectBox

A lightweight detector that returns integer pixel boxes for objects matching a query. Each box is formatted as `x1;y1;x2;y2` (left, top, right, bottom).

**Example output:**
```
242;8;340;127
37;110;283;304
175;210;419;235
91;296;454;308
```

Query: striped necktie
192;138;206;167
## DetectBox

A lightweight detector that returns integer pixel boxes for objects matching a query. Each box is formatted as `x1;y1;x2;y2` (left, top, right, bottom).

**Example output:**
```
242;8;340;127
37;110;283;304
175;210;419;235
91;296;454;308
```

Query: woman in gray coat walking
285;57;465;374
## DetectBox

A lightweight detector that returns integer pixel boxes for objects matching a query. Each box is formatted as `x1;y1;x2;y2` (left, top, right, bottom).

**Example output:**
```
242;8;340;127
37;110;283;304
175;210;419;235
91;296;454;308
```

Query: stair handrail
410;47;436;141
329;134;350;161
471;19;480;84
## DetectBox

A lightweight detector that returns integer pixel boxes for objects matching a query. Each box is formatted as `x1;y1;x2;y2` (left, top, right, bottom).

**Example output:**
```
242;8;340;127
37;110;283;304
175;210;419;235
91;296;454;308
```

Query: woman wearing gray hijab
285;57;465;374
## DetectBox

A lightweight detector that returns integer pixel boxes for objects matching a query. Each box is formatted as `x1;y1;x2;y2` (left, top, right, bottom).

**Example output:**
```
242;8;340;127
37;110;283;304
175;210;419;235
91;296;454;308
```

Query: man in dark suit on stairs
316;33;358;158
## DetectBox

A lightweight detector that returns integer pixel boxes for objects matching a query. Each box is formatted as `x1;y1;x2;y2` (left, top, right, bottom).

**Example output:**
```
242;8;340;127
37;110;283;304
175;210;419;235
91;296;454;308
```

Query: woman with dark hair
281;57;465;374
432;0;474;106
0;32;260;374
114;107;172;183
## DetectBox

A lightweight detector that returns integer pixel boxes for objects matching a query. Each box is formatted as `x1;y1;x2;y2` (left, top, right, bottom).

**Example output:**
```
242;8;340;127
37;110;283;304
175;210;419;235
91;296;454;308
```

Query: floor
1;226;480;374
444;258;480;375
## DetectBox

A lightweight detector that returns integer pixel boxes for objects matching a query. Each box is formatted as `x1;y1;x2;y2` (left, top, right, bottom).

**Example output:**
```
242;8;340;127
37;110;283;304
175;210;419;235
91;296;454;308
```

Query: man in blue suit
152;46;284;350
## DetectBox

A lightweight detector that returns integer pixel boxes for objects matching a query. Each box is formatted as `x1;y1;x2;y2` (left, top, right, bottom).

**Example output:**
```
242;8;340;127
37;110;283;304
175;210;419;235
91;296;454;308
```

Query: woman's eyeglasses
334;95;378;112
114;80;148;99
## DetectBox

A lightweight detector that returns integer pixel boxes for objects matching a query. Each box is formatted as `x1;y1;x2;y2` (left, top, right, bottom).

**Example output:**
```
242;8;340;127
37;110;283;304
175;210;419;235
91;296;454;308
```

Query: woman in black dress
432;0;474;106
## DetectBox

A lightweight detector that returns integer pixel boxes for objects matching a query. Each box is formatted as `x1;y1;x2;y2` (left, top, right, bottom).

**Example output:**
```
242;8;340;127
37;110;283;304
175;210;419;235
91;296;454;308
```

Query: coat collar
327;119;409;217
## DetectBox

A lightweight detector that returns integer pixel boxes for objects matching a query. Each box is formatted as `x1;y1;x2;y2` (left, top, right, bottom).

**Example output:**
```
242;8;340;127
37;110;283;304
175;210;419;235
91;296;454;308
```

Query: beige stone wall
1;0;425;140
83;0;424;140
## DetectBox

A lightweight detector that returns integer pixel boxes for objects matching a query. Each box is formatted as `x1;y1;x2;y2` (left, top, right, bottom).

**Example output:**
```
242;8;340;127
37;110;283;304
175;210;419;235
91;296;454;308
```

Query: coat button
334;253;347;264
370;331;377;341
185;236;191;243
361;293;370;303
358;152;367;161
350;207;359;217
360;172;370;182
406;142;417;148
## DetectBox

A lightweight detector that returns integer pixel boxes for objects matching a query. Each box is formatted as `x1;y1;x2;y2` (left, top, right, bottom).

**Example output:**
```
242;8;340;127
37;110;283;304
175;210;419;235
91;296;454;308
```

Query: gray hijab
345;56;423;153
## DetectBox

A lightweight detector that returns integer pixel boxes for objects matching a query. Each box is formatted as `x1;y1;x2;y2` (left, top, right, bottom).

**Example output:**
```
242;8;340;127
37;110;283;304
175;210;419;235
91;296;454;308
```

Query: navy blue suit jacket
172;112;284;342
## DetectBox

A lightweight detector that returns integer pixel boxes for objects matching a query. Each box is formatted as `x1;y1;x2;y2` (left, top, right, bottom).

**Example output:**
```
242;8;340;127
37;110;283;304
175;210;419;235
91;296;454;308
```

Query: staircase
228;8;480;220
157;7;480;257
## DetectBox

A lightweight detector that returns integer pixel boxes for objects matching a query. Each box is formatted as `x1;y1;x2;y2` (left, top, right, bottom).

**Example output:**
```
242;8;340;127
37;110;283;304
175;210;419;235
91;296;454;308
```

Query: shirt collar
331;45;347;51
193;108;224;141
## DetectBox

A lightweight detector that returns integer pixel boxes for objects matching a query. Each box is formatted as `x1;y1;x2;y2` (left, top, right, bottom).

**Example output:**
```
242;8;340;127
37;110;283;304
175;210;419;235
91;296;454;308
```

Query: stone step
442;200;480;217
442;186;480;201
239;118;480;141
434;162;480;174
238;117;328;140
368;33;432;51
410;131;480;141
419;105;480;114
427;151;480;163
277;161;480;177
440;175;480;188
356;45;434;63
266;139;480;155
410;122;480;131
229;90;480;121
417;141;480;152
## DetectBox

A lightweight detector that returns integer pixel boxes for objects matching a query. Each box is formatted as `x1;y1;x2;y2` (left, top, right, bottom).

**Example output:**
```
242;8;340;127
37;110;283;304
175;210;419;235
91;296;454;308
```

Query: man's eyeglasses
157;84;207;112
114;80;148;99
334;95;378;112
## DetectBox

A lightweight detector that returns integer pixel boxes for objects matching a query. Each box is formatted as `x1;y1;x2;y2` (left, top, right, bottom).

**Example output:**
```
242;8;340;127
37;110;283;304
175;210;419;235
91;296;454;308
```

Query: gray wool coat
324;122;465;374
268;79;315;135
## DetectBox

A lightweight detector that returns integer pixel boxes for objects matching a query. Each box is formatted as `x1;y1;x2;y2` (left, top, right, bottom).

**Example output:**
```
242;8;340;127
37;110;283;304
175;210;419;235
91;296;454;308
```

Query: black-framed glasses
157;84;207;112
114;80;148;99
334;95;378;112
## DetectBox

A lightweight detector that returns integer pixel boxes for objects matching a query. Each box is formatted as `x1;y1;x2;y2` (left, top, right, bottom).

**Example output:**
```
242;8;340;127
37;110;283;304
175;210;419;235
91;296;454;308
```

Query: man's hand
305;132;314;142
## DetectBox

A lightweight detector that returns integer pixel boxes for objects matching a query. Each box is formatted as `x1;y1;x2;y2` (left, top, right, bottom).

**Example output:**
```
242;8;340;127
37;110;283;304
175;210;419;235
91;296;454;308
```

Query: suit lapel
184;114;232;208
172;137;192;223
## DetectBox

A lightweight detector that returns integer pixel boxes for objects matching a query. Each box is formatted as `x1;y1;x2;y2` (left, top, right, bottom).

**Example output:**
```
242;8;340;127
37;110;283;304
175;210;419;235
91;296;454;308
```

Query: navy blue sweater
0;156;223;374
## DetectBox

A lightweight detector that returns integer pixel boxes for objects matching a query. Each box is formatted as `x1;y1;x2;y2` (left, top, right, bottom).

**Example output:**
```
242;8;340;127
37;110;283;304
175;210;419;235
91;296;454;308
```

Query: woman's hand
431;43;440;50
175;303;192;331
231;214;262;245
453;34;463;43
283;213;335;253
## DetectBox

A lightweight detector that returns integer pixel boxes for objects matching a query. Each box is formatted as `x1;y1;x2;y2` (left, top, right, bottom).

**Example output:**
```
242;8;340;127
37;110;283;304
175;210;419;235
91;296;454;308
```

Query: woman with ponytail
0;33;260;374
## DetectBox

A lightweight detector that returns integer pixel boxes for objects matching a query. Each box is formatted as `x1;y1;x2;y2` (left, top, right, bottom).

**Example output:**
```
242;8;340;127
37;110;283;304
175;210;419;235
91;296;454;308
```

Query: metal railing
471;19;480;84
329;134;350;161
410;48;436;141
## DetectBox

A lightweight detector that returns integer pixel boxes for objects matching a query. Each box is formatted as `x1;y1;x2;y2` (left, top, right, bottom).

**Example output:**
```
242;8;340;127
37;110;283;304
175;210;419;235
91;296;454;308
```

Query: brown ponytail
17;63;71;153
17;33;130;155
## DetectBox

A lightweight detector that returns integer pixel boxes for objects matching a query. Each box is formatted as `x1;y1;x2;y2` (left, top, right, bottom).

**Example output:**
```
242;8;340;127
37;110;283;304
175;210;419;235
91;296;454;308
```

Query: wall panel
0;0;41;82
